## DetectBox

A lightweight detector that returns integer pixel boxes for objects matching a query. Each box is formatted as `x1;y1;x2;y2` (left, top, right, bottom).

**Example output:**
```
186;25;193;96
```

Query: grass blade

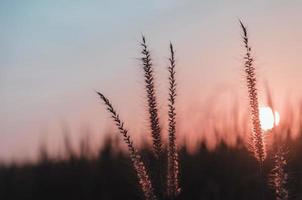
97;91;157;200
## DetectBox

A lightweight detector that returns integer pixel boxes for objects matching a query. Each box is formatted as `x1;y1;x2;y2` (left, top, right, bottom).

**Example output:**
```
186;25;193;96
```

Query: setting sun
259;106;280;131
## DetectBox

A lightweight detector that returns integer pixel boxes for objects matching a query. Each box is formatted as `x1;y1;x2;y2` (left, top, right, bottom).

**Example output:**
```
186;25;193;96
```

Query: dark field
1;132;302;200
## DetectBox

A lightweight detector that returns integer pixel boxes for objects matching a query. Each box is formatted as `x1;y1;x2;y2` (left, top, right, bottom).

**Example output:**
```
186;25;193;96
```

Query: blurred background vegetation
1;124;302;200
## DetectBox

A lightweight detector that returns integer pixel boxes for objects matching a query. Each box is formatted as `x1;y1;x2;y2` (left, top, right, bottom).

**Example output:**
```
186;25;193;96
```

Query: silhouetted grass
240;20;266;166
97;91;157;200
140;36;163;159
167;43;180;199
2;131;302;200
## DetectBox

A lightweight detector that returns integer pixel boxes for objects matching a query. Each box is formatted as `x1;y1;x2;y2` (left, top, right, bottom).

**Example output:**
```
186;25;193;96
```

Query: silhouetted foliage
1;131;302;200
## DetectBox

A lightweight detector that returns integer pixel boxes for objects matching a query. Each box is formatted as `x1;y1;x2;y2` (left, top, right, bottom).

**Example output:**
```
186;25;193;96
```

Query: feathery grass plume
166;43;180;198
265;81;289;199
269;146;289;200
97;91;157;200
240;21;266;166
140;36;163;159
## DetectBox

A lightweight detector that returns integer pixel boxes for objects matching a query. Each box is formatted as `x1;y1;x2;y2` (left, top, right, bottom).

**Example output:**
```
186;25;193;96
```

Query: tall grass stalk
265;81;289;199
140;36;163;159
240;21;266;166
97;91;157;200
166;43;180;198
270;146;289;200
240;21;266;199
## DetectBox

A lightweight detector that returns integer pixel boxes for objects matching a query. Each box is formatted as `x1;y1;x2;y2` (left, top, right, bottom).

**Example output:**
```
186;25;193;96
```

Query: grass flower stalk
270;146;288;200
240;21;266;166
97;91;157;200
240;20;267;200
140;36;163;159
166;43;180;198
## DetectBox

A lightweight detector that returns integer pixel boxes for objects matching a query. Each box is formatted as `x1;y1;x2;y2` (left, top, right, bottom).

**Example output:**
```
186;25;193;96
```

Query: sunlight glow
259;106;280;131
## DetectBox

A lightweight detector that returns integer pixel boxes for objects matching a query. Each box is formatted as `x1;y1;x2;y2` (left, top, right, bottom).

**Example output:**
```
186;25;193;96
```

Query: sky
1;0;302;162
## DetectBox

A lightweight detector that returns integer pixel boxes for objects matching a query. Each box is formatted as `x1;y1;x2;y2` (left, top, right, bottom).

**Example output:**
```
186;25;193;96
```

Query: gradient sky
1;0;302;162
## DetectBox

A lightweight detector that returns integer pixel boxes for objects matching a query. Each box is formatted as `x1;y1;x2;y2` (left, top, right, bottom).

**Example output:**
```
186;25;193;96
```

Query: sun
259;106;280;131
